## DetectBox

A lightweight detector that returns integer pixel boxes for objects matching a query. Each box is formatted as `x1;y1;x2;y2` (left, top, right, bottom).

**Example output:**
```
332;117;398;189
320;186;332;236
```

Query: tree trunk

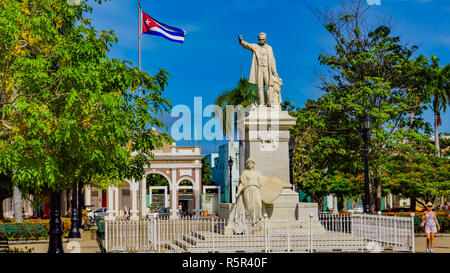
435;112;440;157
337;196;344;212
13;186;22;223
0;200;4;219
312;193;324;211
78;181;84;229
66;191;70;216
369;181;375;214
410;195;417;212
375;178;382;213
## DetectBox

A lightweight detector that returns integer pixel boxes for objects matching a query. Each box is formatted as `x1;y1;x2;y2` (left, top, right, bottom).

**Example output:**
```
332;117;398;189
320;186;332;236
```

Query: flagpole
138;1;141;72
138;1;142;96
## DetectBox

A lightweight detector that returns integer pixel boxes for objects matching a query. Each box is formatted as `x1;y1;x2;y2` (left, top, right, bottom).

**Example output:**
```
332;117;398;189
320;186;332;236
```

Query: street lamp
228;156;233;204
68;181;81;238
361;114;372;214
48;192;64;253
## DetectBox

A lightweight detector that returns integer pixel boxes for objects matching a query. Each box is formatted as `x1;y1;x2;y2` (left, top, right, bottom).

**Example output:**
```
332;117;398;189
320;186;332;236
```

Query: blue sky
87;0;450;155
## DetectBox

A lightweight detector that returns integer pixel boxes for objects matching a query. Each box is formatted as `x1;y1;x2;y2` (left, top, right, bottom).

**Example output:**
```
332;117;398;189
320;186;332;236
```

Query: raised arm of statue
238;35;255;51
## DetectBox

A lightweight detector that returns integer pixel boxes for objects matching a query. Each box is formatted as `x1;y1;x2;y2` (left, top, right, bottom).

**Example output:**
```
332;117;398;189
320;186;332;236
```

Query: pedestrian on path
422;202;440;253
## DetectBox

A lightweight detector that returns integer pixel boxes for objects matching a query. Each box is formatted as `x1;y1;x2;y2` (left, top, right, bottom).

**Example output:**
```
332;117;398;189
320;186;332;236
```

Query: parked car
147;207;170;219
347;205;364;214
88;207;107;221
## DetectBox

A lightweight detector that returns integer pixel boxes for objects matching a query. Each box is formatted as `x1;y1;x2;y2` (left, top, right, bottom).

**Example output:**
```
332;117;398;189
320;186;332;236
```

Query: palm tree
425;55;450;157
215;78;258;136
215;78;258;203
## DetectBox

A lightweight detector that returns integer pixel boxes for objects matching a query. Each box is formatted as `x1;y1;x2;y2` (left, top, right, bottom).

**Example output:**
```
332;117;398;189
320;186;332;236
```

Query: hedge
0;218;72;240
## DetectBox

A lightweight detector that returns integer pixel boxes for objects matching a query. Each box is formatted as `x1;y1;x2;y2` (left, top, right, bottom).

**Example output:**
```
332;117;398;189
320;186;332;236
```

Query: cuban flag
141;12;186;43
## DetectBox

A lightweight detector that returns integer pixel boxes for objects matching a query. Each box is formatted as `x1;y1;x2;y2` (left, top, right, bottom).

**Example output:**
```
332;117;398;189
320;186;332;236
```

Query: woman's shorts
425;226;437;233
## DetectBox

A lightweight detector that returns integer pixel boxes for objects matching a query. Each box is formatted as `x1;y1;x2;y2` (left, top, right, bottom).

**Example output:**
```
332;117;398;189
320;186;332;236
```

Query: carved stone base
239;106;297;188
264;188;299;220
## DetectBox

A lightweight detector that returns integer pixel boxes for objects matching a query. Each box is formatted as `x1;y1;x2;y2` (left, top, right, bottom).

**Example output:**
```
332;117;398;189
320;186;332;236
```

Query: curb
415;233;450;237
8;238;70;245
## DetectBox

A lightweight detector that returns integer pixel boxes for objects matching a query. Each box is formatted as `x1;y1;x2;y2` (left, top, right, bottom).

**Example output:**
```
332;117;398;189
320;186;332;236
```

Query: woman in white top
422;202;440;253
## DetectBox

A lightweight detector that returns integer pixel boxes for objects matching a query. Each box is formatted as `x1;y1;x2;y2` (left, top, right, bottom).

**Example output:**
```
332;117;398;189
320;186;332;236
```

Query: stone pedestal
239;106;299;221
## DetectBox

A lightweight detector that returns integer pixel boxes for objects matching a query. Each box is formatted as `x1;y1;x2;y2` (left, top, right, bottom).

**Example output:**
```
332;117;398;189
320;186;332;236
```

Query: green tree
215;78;258;109
420;54;450;157
146;174;170;187
284;100;364;209
383;134;450;206
201;157;214;186
0;173;12;219
215;78;258;135
0;0;171;217
295;0;436;213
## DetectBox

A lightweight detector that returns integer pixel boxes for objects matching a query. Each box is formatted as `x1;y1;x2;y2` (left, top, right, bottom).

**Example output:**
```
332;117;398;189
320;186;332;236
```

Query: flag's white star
145;19;150;26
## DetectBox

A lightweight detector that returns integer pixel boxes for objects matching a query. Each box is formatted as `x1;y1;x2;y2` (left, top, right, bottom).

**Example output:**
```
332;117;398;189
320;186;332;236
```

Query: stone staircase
163;229;368;253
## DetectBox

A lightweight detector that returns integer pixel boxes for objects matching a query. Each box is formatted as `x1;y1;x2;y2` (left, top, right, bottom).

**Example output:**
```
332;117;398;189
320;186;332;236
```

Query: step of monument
170;235;367;253
182;234;201;246
186;244;366;253
185;238;363;249
189;239;363;248
164;241;185;253
191;230;361;241
174;239;192;250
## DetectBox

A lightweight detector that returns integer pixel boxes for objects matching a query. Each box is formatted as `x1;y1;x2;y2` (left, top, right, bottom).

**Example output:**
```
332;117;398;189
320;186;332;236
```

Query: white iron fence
103;213;415;253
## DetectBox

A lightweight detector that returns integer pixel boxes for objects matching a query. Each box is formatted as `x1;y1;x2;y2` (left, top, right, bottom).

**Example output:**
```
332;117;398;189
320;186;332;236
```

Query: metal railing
103;212;415;253
104;220;151;253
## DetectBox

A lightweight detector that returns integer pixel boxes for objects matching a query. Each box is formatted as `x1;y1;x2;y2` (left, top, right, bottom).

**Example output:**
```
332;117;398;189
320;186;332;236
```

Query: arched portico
177;178;196;216
137;143;203;219
105;142;203;220
106;179;140;221
144;171;171;213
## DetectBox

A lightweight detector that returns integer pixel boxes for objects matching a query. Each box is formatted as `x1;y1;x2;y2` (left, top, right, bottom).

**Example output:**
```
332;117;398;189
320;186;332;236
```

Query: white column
84;186;91;207
130;180;139;220
194;168;201;216
106;186;115;220
114;187;119;218
332;195;338;214
170;168;178;218
389;193;393;209
140;177;147;219
164;187;169;208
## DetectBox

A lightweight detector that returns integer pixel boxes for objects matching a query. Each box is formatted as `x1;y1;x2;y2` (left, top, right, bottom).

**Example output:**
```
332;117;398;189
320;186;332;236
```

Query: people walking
178;202;183;218
422;202;440;253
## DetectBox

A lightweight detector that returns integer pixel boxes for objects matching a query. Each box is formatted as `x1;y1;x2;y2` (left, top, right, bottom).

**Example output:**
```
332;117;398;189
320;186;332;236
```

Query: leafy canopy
0;0;171;194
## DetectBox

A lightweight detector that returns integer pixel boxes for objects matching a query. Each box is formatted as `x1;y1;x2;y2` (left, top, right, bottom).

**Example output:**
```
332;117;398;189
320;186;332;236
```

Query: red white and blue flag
141;11;186;43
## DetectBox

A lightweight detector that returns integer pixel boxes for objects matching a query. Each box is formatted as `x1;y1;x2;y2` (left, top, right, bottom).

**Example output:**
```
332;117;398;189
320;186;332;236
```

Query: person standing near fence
178;202;183;218
422;202;440;253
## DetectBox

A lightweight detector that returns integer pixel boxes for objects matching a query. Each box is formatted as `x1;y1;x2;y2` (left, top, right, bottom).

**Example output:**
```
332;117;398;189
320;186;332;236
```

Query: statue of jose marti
238;33;282;107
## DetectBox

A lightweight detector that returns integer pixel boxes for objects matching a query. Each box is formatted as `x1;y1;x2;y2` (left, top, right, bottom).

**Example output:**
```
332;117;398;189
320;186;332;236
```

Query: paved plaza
414;235;450;253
